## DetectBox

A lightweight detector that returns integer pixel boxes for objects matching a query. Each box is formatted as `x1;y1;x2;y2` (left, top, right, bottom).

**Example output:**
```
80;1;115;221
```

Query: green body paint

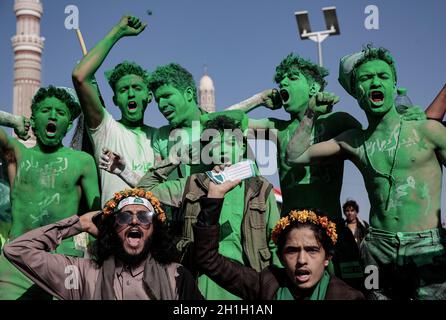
149;64;203;176
247;54;360;219
0;91;100;299
352;59;443;232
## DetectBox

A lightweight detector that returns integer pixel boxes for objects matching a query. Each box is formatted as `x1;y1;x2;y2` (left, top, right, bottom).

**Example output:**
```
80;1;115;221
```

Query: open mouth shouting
45;122;57;137
163;109;175;121
369;90;384;106
295;269;311;283
125;228;143;248
280;89;290;104
127;101;138;112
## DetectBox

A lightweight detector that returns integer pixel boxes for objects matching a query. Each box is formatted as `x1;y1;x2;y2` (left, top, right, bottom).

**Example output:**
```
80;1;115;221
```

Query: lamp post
294;7;341;67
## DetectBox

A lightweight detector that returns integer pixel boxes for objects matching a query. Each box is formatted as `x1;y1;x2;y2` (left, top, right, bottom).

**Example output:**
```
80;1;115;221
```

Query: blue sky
1;0;445;220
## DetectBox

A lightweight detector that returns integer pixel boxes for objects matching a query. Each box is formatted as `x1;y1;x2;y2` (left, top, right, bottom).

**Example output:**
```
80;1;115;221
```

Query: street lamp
294;7;340;67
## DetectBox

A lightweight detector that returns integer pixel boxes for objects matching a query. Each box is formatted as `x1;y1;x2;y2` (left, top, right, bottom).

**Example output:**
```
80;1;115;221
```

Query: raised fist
116;15;147;37
14;116;31;141
308;92;340;116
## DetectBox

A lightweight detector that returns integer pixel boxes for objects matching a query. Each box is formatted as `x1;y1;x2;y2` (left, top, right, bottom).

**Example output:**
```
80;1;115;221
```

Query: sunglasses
115;210;154;227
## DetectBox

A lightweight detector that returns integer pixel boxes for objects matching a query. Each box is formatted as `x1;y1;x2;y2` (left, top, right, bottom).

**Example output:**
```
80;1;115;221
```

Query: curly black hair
276;209;335;259
148;63;198;103
107;61;150;92
89;213;179;267
31;86;81;121
350;44;397;95
342;199;359;214
274;53;329;90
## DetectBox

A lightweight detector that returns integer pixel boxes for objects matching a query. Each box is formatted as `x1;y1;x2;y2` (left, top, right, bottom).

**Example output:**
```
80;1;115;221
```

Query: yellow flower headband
271;210;337;245
102;188;167;223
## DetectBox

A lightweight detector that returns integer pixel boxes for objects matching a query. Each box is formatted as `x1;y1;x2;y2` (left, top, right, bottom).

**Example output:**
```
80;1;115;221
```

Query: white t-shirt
89;110;157;205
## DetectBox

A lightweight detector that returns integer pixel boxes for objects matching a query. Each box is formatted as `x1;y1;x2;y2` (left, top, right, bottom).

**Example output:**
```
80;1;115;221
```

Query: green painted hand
260;88;283;110
308;92;340;116
14;116;31;141
116;15;147;38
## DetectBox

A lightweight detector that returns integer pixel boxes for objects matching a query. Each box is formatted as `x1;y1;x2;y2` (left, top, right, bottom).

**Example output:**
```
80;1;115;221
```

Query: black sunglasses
115;211;154;226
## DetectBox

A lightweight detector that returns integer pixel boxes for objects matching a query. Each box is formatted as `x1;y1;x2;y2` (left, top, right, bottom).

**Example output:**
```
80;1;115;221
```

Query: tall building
11;0;44;146
199;65;215;113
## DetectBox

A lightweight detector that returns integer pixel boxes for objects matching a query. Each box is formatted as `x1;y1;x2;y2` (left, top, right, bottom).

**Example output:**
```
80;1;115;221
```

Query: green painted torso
273;116;344;219
10;144;85;239
350;119;441;232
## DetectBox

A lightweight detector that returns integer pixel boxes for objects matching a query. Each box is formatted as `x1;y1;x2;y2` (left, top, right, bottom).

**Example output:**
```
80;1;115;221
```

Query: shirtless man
0;86;100;299
287;45;446;299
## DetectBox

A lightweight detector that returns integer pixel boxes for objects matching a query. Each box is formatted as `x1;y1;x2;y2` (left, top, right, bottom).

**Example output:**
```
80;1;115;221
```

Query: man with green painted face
286;45;446;300
148;63;205;178
228;54;363;289
228;54;360;220
72;15;156;206
0;86;100;299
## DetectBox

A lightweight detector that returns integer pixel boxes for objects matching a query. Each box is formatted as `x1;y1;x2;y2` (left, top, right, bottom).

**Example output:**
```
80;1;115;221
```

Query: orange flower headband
272;210;337;245
102;188;166;223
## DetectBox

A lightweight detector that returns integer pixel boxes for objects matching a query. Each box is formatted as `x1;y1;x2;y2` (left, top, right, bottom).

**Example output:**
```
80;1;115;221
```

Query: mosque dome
200;74;214;91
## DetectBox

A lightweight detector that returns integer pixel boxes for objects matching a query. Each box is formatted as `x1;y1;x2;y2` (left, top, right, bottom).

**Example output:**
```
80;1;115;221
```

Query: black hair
276;209;335;259
89;213;179;266
342;199;359;213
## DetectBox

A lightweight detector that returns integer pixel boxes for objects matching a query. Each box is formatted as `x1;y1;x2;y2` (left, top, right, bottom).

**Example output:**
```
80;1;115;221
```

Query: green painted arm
72;15;146;129
0;111;30;141
79;153;101;211
137;159;185;208
286;92;343;165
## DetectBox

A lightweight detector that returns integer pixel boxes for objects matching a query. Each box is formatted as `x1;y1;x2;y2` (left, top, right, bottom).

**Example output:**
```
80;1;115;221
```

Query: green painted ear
147;91;153;104
67;120;73;133
184;87;194;103
309;83;319;97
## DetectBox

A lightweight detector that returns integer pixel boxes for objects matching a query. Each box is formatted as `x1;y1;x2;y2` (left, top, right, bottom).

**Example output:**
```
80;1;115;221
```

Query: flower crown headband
102;188;166;223
272;210;337;245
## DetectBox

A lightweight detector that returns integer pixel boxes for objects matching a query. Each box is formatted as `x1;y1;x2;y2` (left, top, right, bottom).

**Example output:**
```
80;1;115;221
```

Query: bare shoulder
63;148;96;164
334;127;363;146
318;111;362;137
415;119;445;141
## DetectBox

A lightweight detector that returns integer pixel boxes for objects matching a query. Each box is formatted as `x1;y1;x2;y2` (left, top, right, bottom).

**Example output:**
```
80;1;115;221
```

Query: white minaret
11;0;44;146
199;65;216;113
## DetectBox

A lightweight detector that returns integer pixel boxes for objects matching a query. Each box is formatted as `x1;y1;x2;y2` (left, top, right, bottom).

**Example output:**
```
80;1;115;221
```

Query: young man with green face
148;63;204;178
228;53;361;220
72;15;156;206
125;111;281;300
0;86;100;299
287;45;446;299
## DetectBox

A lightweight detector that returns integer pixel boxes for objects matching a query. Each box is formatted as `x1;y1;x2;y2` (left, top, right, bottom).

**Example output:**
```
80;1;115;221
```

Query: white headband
117;196;154;212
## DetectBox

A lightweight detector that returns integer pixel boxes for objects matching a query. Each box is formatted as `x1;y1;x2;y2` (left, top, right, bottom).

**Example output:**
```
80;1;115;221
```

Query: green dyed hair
106;60;150;92
31;85;81;121
148;63;198;103
351;44;397;93
274;53;329;90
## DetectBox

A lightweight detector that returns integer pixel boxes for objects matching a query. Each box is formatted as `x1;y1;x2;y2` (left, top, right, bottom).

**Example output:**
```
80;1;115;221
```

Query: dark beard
114;236;152;267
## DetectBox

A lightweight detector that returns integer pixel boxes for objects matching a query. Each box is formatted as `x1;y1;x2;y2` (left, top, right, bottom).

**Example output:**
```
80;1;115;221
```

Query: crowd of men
0;15;446;300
